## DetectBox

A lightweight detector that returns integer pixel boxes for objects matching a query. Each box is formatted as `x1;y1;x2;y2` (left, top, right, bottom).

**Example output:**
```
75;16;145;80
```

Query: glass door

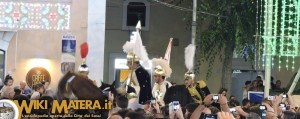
0;49;5;84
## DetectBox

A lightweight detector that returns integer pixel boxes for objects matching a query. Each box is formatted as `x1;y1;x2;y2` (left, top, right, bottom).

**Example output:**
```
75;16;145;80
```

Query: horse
163;85;194;113
57;71;109;118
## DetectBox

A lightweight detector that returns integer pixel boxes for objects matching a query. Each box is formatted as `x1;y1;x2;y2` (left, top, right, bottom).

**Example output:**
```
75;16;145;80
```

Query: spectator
229;95;236;101
0;75;14;96
219;88;228;97
256;76;262;82
143;100;163;118
271;77;276;90
242;81;251;99
13;95;30;115
113;109;131;119
250;80;263;91
217;111;235;119
275;80;283;90
125;111;145;119
30;83;45;100
1;86;15;99
109;115;123;119
169;103;184;119
20;81;31;95
185;103;199;118
242;99;251;111
42;81;54;98
13;87;22;98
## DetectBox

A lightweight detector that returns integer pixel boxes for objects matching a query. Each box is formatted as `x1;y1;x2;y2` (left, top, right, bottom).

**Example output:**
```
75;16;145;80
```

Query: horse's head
164;85;194;108
57;71;104;101
99;81;116;93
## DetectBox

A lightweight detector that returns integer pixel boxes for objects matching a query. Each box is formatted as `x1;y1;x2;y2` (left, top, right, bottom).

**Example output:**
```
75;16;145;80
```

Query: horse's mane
57;71;103;101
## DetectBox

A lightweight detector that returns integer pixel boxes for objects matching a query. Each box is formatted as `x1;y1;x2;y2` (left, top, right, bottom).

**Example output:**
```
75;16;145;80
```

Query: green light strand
296;0;300;56
280;0;286;57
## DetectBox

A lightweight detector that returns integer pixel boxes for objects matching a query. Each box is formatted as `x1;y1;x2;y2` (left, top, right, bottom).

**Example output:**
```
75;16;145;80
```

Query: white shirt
125;70;141;96
30;91;40;100
152;80;171;106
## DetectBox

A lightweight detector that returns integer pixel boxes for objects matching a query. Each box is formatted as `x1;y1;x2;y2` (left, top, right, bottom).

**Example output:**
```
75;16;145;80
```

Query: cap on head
184;71;195;80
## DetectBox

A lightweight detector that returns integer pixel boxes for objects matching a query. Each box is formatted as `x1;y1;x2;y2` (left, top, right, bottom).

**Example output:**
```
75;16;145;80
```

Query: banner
61;34;76;74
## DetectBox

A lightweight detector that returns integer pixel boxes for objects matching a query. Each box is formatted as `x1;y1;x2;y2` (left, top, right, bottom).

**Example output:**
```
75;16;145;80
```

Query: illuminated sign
26;67;51;88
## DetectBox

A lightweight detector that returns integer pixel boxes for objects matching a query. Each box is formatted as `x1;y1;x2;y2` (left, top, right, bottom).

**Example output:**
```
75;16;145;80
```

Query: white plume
185;44;196;70
152;58;172;78
122;41;135;54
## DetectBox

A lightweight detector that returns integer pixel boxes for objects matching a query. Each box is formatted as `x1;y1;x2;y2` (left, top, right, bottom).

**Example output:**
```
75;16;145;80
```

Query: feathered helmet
184;44;196;80
78;42;89;72
122;33;140;62
152;58;172;78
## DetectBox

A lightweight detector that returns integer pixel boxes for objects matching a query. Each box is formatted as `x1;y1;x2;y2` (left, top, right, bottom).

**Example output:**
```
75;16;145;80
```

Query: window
123;0;150;31
0;49;5;82
127;2;146;26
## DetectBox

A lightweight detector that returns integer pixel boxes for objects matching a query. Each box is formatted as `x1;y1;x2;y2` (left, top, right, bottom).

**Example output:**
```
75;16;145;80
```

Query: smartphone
280;103;286;108
268;96;275;100
283;94;287;98
212;95;219;102
262;111;266;119
204;114;218;119
259;105;266;110
172;101;180;112
230;108;236;112
280;103;287;111
102;90;109;96
151;98;156;104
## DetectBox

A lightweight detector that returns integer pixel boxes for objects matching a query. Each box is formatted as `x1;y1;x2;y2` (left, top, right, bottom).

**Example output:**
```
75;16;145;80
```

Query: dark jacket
135;66;152;104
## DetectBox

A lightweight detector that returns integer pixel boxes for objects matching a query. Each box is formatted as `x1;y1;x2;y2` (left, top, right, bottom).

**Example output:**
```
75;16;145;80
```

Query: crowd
105;75;299;119
0;41;297;119
0;64;298;119
0;75;54;101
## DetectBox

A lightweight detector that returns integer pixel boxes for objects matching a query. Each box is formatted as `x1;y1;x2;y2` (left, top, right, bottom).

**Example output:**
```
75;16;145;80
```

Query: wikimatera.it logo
0;100;19;119
13;100;112;114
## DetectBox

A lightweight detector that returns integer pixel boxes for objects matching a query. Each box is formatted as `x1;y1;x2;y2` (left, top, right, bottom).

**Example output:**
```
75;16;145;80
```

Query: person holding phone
143;99;162;118
169;102;184;119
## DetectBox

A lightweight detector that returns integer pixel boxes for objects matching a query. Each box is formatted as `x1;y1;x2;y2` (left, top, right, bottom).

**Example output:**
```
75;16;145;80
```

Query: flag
133;21;149;64
164;38;173;65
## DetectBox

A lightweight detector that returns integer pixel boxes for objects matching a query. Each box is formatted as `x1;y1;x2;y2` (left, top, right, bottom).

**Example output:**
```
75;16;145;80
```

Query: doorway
231;70;263;103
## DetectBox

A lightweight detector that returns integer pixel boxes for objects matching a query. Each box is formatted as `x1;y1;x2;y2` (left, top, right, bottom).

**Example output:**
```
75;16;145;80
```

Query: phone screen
212;95;218;101
172;101;179;112
230;108;236;112
151;98;156;104
259;105;266;110
102;90;108;96
268;96;275;100
283;94;287;98
204;114;217;119
280;103;286;108
262;112;266;119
